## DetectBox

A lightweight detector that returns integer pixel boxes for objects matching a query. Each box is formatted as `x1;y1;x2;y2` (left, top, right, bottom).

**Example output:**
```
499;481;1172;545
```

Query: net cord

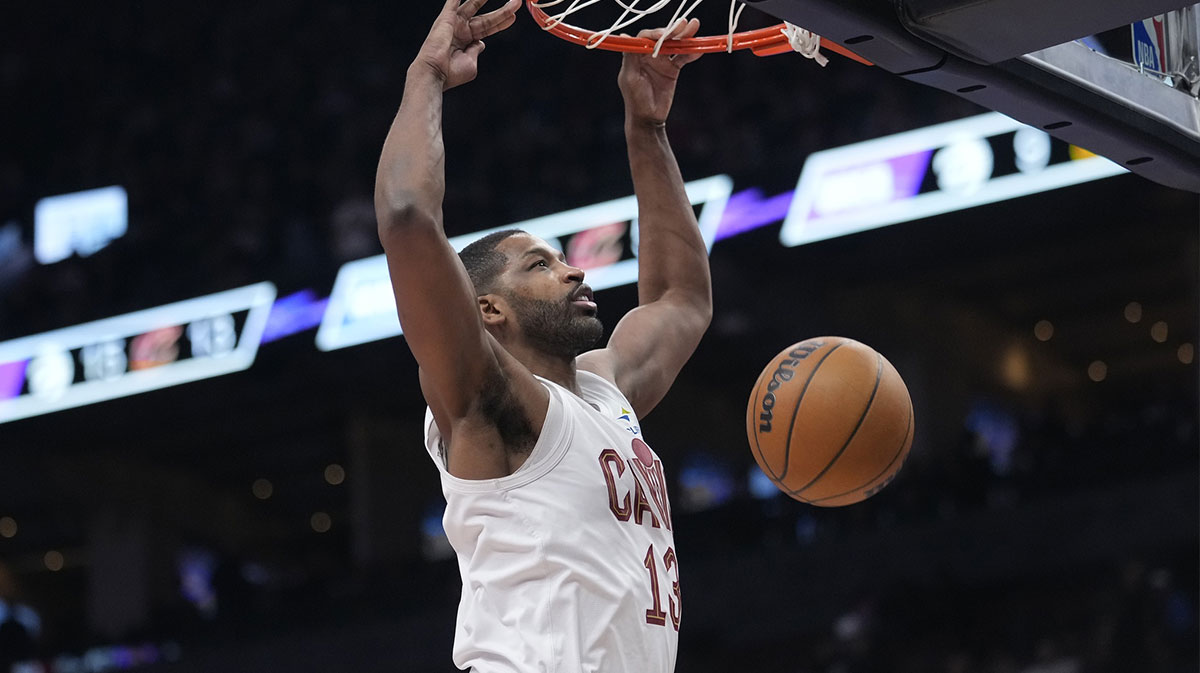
528;0;847;63
533;0;768;55
727;1;747;53
782;23;828;66
536;0;674;46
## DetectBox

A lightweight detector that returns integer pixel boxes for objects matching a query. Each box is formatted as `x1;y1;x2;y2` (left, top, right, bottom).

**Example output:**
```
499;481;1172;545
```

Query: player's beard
507;293;604;359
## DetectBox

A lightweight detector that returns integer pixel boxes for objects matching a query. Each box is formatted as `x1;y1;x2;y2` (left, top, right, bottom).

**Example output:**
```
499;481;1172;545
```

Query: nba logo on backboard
1132;16;1167;73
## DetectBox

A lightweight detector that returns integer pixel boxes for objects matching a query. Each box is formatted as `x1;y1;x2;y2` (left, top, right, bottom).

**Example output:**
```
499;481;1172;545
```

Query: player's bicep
580;298;709;416
378;210;495;416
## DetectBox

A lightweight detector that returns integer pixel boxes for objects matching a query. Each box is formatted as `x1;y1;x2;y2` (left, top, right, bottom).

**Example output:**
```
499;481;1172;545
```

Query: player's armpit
578;294;710;418
418;342;551;479
382;213;549;478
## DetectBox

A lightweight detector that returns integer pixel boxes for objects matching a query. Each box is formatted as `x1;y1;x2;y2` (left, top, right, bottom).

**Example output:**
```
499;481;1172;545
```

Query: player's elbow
693;298;713;334
688;285;714;328
375;195;438;244
658;284;712;325
677;292;713;337
662;288;712;334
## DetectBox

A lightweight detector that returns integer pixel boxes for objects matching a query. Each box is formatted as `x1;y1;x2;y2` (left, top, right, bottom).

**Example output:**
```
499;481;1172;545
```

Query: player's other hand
413;0;521;90
618;18;702;127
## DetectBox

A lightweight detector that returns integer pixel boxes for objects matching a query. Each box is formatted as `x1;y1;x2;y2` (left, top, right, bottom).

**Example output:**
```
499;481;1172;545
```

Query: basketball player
375;0;709;670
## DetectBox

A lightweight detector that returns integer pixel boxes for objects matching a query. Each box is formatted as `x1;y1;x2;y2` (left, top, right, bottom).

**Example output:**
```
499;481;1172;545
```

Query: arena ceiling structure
746;0;1200;192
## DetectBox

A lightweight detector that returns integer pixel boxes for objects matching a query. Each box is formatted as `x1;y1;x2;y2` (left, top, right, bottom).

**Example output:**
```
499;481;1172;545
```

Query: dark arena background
1;3;1198;672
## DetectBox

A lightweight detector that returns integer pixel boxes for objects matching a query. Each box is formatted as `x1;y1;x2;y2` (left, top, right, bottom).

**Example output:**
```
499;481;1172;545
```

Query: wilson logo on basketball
746;336;915;507
758;341;823;433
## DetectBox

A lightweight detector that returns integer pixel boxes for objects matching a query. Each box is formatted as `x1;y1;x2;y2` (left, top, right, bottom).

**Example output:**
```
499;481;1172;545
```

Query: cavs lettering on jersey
424;370;679;673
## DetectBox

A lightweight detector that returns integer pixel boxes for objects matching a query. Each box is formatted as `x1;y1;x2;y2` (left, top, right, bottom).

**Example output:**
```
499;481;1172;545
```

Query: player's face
495;234;603;358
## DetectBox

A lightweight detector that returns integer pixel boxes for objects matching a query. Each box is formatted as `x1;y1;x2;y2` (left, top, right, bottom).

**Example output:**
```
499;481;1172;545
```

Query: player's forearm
625;120;712;314
375;66;449;229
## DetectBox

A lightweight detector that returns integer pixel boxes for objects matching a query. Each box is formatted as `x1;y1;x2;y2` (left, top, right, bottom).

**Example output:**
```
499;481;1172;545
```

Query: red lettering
632;479;662;529
628;458;673;531
602;448;673;531
643;544;681;631
598;449;631;521
643;545;667;626
663;546;681;631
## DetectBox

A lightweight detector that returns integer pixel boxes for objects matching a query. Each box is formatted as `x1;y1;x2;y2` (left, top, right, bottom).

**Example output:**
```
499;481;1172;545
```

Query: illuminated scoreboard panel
779;112;1128;247
0;283;276;425
0;113;1132;425
314;175;734;352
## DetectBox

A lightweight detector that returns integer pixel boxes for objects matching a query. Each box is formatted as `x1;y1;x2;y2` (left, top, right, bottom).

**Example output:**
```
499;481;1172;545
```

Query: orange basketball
746;337;914;506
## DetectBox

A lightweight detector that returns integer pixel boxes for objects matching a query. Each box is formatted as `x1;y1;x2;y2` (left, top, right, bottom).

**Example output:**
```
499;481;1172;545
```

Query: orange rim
526;0;873;64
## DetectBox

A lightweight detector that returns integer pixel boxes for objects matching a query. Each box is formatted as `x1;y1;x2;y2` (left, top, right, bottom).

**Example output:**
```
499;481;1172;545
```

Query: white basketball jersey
423;370;679;673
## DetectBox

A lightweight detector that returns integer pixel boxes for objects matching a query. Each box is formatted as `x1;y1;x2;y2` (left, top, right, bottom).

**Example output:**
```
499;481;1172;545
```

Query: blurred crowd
696;556;1199;673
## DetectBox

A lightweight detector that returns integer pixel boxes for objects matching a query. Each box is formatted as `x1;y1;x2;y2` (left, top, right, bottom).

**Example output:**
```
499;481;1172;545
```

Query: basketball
746;337;914;506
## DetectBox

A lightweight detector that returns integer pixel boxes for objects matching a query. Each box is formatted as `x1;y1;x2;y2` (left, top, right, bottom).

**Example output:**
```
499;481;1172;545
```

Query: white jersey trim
424;381;574;494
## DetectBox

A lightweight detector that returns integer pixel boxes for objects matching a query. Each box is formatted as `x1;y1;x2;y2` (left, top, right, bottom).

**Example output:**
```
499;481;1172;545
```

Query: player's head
459;229;524;296
460;230;602;358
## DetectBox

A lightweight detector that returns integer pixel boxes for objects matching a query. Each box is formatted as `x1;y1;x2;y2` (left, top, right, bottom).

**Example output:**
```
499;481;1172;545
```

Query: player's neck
507;342;582;396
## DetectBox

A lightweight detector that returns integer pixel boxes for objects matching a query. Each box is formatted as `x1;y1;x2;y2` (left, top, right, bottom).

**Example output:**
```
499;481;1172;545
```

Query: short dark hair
459;229;525;295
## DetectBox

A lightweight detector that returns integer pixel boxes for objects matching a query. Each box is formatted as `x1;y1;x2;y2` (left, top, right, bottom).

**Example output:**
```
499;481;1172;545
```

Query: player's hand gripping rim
618;18;702;127
414;0;521;90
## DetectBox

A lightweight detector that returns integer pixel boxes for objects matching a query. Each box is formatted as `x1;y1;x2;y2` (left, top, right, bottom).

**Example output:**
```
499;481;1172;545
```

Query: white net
530;0;828;61
781;23;828;66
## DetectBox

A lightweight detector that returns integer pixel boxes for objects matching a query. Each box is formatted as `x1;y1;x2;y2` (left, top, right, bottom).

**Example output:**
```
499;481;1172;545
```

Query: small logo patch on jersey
632;437;654;467
617;407;641;436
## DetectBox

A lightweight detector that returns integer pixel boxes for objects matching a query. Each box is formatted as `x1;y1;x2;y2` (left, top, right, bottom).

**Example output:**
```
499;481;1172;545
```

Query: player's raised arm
578;19;713;418
376;0;518;222
374;0;540;476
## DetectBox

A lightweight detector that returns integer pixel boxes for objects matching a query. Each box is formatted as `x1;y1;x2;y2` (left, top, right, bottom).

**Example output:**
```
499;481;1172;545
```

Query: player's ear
478;294;505;327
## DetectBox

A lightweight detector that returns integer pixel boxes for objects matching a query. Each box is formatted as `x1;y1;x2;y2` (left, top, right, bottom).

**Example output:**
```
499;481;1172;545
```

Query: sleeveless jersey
423;370;679;673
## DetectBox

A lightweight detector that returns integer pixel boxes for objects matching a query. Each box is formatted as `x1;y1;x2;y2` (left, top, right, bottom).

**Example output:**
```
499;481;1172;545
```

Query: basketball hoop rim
528;0;786;54
525;0;873;64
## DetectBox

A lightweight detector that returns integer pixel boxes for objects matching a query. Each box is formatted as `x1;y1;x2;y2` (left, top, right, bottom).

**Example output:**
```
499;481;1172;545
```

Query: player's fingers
481;0;521;19
458;0;490;19
465;39;486;58
635;18;679;40
676;17;700;39
472;0;520;38
635;17;697;41
658;17;690;39
655;17;696;39
671;51;702;67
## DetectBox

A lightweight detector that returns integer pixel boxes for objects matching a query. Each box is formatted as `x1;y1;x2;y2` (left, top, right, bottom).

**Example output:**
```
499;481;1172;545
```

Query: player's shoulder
576;367;618;394
576;349;620;391
575;367;637;418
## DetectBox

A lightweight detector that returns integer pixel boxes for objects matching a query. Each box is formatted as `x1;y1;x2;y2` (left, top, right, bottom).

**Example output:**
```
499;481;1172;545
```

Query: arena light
316;175;733;352
260;289;328;344
14;641;181;673
713;188;794;241
0;282;276;424
778;112;1128;248
34;186;129;264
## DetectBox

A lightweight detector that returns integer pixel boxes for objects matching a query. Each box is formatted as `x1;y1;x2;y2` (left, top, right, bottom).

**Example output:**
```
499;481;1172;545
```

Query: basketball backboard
745;0;1200;193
